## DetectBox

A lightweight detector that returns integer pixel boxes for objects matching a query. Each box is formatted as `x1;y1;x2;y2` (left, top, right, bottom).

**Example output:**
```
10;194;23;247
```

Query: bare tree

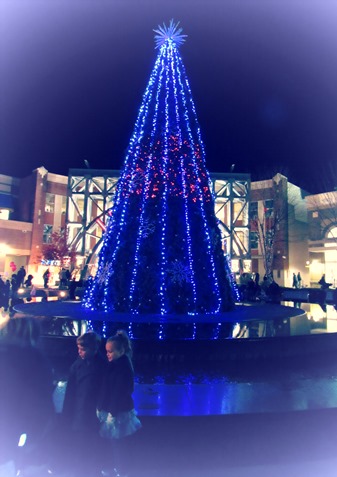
250;196;285;279
250;173;308;281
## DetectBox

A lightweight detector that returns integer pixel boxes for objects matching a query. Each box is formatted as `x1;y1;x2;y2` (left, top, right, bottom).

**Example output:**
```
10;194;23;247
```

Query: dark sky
1;0;337;193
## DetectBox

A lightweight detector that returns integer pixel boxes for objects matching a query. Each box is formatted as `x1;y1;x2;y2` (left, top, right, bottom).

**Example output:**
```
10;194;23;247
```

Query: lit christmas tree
83;20;236;315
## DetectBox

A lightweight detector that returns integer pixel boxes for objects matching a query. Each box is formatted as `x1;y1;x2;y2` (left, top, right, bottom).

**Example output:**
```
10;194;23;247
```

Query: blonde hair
106;329;132;358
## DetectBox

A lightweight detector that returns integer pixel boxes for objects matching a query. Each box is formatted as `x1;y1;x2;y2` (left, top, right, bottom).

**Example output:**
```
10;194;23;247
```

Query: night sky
1;0;337;193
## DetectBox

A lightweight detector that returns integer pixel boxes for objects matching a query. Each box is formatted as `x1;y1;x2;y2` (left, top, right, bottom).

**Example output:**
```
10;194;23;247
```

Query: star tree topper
153;19;187;49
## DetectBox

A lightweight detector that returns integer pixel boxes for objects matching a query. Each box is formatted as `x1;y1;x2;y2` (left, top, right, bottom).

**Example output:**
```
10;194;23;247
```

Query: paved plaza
4;304;337;476
51;354;337;476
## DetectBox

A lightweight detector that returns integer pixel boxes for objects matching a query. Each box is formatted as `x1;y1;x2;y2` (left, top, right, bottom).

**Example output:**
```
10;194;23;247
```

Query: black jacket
98;354;134;416
63;353;105;432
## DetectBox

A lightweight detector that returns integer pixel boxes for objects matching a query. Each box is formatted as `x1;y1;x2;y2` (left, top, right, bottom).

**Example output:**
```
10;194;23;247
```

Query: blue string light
173;41;222;313
82;22;235;318
128;51;166;313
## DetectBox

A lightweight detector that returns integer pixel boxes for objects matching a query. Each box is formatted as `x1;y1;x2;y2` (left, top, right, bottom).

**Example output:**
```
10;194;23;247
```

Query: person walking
292;272;298;288
297;272;302;289
97;330;142;477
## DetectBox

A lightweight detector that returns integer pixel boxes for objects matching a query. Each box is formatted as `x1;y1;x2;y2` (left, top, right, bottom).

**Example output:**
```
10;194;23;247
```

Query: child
97;330;142;476
61;331;105;475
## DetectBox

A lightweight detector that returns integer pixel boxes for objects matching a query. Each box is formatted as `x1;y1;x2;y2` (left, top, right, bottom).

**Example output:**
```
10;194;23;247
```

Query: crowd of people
0;276;11;312
0;267;40;314
0;317;141;477
236;272;282;304
237;271;335;303
0;266;86;315
292;272;302;288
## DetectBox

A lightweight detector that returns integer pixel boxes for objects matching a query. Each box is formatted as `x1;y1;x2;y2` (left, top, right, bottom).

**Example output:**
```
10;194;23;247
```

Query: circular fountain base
14;300;304;322
13;300;336;362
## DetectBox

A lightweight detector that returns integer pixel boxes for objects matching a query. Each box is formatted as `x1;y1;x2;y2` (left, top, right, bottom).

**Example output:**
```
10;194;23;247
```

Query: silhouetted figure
3;280;10;312
16;266;26;288
69;279;77;300
24;274;33;288
246;278;258;301
292;273;298;288
59;268;68;288
318;274;332;290
0;276;5;309
43;269;50;289
11;274;19;293
267;280;282;304
65;269;71;286
297;272;302;288
9;275;21;313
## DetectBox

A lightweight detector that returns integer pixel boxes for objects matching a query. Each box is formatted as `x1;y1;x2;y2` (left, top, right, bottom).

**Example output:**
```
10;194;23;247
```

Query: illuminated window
327;226;337;243
250;201;258;219
264;199;274;218
312;211;318;218
233;200;242;219
43;225;53;243
45;193;55;213
266;230;274;246
0;209;9;220
250;231;259;249
61;196;67;215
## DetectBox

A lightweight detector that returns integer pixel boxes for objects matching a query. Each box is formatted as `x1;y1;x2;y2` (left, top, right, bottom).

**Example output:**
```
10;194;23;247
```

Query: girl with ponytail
97;330;141;476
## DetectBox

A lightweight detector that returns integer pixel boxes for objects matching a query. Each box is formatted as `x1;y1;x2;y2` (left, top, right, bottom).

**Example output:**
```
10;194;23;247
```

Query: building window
312;211;318;218
43;225;53;243
0;209;9;220
327;226;337;240
45;193;55;213
61;196;67;215
266;230;274;246
250;201;258;219
264;199;274;218
250;231;259;249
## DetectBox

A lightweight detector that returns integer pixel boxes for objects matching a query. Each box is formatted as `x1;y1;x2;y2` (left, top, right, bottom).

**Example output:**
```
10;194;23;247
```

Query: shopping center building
0;166;335;289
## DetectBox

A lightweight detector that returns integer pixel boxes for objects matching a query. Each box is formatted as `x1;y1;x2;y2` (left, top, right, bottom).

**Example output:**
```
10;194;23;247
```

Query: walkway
50;355;337;476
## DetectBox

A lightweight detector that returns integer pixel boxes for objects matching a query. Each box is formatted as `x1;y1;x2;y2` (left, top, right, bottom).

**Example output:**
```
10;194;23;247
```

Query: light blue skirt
97;409;142;440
